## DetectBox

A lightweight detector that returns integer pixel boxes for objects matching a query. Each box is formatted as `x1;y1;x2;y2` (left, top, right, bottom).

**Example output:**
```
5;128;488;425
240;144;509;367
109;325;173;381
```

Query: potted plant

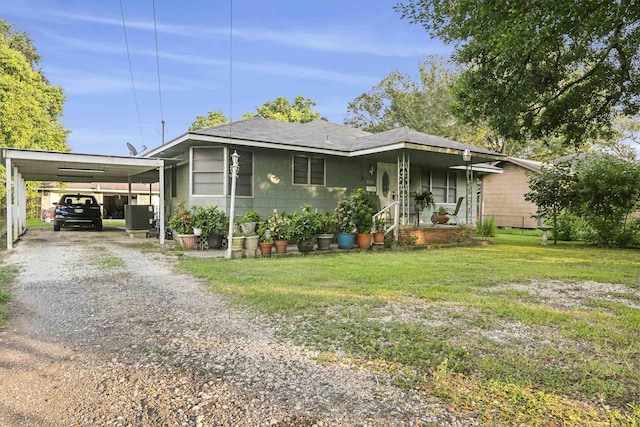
290;204;322;253
266;210;291;254
202;205;228;249
373;215;386;245
168;201;197;250
413;190;436;225
351;188;374;249
334;199;356;249
317;212;336;250
230;219;245;258
241;209;260;235
437;206;451;224
257;221;273;256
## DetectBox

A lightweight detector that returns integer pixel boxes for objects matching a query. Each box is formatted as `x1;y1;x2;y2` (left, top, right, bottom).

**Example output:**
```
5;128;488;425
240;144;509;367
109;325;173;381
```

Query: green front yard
178;234;640;426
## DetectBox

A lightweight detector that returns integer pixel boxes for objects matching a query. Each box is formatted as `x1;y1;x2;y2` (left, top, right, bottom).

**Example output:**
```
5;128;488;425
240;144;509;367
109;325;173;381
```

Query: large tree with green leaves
242;95;320;123
395;1;640;148
1;18;69;214
345;57;549;156
189;110;228;131
191;96;321;131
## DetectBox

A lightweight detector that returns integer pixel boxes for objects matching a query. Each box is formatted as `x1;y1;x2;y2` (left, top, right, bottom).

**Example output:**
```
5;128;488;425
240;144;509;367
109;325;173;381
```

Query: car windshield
62;196;97;205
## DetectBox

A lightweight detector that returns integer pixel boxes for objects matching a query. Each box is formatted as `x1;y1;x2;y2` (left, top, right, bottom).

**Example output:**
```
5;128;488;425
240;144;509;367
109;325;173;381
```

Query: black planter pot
297;238;316;253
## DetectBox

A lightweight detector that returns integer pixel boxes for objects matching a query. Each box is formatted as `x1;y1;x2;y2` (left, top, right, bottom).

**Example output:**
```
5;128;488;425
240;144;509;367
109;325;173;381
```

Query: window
421;169;457;203
170;166;177;198
293;156;325;185
229;149;253;197
191;147;224;195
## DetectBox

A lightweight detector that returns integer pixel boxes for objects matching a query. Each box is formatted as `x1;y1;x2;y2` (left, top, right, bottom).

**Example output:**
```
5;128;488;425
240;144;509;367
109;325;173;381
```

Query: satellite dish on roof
126;142;137;156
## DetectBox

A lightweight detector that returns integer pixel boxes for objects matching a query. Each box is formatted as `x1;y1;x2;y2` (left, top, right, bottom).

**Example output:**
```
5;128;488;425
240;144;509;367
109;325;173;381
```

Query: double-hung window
293;156;325;185
192;147;224;196
421;169;457;203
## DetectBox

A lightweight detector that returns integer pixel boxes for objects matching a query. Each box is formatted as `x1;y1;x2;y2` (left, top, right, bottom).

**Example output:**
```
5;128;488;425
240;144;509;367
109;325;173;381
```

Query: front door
377;162;397;209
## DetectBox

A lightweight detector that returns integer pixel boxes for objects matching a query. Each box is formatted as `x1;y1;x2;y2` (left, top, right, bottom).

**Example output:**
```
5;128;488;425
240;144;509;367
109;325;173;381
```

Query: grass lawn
176;233;640;425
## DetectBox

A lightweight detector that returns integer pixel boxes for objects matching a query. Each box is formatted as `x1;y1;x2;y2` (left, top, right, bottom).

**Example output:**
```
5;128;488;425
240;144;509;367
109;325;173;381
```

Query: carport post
5;156;12;249
158;164;165;244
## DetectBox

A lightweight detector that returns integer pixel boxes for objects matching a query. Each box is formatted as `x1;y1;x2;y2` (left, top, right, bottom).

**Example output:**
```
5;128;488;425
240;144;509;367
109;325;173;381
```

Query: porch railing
372;201;400;240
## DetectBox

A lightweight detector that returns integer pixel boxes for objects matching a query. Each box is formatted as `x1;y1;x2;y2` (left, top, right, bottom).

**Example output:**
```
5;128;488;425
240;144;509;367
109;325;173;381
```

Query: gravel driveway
0;227;471;426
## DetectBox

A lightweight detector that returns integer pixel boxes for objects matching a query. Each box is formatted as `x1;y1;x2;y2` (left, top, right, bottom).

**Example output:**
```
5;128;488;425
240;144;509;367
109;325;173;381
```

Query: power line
119;0;145;147
152;0;165;145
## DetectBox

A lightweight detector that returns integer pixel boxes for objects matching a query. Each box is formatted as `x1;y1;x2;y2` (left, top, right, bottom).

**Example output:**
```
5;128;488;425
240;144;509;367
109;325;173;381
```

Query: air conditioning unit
125;205;154;230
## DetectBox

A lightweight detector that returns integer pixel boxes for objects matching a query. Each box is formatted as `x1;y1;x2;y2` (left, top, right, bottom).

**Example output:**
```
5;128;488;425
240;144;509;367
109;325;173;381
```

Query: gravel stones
0;228;473;426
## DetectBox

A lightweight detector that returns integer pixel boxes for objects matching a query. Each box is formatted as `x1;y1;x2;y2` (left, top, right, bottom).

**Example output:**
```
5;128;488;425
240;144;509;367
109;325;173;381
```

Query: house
479;157;543;229
144;117;505;228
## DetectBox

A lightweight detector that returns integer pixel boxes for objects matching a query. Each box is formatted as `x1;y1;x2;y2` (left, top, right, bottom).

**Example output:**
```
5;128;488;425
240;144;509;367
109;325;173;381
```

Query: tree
524;162;574;244
571;155;640;246
1;18;70;214
346;58;468;134
396;1;640;148
189;110;228;131
244;96;320;123
345;57;534;155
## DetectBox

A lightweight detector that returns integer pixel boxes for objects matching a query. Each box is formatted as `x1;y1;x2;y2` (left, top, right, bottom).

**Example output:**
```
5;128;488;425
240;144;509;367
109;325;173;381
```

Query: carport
1;148;166;249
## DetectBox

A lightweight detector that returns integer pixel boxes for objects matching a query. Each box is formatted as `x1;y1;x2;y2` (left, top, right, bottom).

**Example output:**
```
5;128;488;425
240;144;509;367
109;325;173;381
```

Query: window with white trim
192;147;224;195
293;156;325;185
421;169;457;203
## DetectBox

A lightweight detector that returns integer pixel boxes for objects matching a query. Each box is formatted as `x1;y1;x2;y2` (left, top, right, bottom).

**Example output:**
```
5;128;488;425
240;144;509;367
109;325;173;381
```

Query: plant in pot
201;205;227;249
373;215;386;244
334;198;356;249
257;221;274;256
168;201;196;250
437;206;451;224
351;188;374;249
413;190;436;226
266;210;291;254
290;204;322;253
241;209;260;235
230;219;245;258
317;212;337;250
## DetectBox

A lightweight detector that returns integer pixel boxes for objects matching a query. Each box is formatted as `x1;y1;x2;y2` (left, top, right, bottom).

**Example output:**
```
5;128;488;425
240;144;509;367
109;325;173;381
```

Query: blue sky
2;0;449;156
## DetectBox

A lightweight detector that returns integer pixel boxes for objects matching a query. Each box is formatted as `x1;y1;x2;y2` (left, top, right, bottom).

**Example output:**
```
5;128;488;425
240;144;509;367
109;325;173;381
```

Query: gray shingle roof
191;116;371;152
178;116;504;158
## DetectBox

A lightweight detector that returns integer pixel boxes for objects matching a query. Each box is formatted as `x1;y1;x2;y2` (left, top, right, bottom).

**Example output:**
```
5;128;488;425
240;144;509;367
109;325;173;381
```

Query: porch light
463;149;472;224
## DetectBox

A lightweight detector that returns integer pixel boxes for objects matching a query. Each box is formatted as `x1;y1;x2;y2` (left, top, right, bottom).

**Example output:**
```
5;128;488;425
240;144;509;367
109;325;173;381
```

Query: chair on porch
449;196;464;224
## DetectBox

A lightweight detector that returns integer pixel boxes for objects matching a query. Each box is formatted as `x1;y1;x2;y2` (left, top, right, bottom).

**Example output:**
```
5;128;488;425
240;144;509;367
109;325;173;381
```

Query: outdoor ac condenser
125;205;154;230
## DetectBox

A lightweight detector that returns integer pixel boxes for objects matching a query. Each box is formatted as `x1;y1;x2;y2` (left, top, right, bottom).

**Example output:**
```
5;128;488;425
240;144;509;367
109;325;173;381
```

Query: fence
478;213;542;231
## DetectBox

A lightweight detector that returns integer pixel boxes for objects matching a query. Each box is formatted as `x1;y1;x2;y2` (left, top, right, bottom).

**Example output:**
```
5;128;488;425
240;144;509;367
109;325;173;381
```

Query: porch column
397;152;410;226
158;164;165;244
5;156;12;250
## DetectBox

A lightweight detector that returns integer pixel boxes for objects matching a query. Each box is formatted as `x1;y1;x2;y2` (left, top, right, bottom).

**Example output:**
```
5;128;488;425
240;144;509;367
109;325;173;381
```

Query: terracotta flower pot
259;242;273;255
176;234;197;250
356;233;372;249
274;239;288;254
373;232;385;244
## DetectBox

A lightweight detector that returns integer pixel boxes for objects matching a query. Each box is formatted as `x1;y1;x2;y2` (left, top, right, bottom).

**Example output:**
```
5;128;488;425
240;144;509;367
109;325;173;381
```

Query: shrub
475;216;497;237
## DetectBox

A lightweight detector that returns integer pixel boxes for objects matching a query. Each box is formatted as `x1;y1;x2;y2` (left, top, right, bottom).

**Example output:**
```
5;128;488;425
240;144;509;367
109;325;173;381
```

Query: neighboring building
144;117;505;226
39;182;160;220
480;157;543;229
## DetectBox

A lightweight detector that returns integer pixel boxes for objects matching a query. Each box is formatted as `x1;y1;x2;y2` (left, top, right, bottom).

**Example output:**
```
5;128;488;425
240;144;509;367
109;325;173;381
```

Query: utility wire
229;0;233;136
119;0;145;147
152;0;165;145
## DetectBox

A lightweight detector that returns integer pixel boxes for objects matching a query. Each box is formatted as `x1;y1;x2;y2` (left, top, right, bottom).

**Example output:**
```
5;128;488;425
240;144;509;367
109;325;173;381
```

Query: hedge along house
144;116;505;233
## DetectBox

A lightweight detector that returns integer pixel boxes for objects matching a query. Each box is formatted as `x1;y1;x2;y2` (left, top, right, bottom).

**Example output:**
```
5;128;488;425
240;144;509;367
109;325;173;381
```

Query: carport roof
1;148;164;183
